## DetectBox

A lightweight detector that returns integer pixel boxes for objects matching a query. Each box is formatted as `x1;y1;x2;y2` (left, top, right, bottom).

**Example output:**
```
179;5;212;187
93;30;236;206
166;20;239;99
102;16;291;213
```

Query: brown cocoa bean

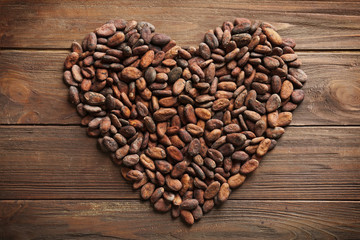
103;136;118;152
140;50;154;69
122;67;142;80
217;183;231;203
276;112;292;127
204;181;221;199
154;198;171;212
186;124;204;137
228;173;246;188
256;138;271;157
153;108;177;122
108;32;125;47
207;149;224;163
126;169;144;181
151;33;171;46
226;133;246;146
141;182;155;200
180;199;199;210
232;151;249;161
180;210;195;225
123;154;140;167
165;175;183;191
155;160;173;174
240;159;259;174
280;80;293;100
84;91;106;105
266;94;281;112
212;98;230;111
166;146;183;162
171;161;188;178
195;108;211;121
188;138;201;156
291;89;305;103
263;27;282;46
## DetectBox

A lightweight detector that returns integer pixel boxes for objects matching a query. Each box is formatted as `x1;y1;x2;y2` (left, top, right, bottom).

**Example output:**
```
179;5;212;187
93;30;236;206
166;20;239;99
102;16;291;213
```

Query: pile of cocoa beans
63;18;306;225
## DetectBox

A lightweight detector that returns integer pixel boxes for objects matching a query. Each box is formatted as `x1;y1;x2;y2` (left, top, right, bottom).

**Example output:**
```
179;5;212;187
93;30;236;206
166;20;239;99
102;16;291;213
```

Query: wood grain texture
1;200;359;240
0;0;359;237
1;126;359;200
1;50;359;125
0;0;360;50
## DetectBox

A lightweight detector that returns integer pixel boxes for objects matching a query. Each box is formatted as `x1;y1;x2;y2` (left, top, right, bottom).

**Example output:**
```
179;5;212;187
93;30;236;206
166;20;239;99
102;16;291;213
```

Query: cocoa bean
180;199;199;210
154;198;171;212
123;154;140;167
240;159;259;174
126;169;144;181
151;33;171;46
204;181;221;199
228;173;246;188
84;91;106;105
153;108;177;122
141;182;155;200
166;146;183;162
263;27;282;46
115;145;130;160
188;138;201;156
150;187;164;204
165;175;183;191
180;210;194;225
217;183;231;203
103;136;118;152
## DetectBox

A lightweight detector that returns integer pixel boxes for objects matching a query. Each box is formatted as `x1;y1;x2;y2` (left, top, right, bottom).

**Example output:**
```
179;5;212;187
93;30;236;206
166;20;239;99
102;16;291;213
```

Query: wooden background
1;0;360;239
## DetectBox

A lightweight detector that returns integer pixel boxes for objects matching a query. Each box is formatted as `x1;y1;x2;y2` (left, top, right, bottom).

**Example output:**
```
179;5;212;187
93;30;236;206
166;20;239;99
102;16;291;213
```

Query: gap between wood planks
1;198;360;202
1;48;360;52
1;124;360;127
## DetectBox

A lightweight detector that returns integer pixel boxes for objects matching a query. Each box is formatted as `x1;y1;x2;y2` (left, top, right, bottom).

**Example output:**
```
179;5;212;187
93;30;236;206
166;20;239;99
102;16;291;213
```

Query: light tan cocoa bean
280;80;293;100
263;27;283;46
256;138;271;157
240;159;259;174
217;183;231;203
228;173;246;188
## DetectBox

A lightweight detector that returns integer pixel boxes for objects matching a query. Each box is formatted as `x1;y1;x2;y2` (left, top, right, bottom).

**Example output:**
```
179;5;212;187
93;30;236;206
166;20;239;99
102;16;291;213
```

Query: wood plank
0;1;359;50
0;50;80;124
0;200;359;239
0;126;359;200
1;51;360;125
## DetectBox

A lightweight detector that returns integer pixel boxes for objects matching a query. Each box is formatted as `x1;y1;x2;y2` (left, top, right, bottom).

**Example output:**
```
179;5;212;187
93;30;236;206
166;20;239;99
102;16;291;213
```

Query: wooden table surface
1;0;360;239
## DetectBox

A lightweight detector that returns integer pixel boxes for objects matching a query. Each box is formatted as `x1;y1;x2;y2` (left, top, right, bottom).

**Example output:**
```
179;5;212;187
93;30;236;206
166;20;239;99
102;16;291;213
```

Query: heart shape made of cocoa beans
63;18;307;225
